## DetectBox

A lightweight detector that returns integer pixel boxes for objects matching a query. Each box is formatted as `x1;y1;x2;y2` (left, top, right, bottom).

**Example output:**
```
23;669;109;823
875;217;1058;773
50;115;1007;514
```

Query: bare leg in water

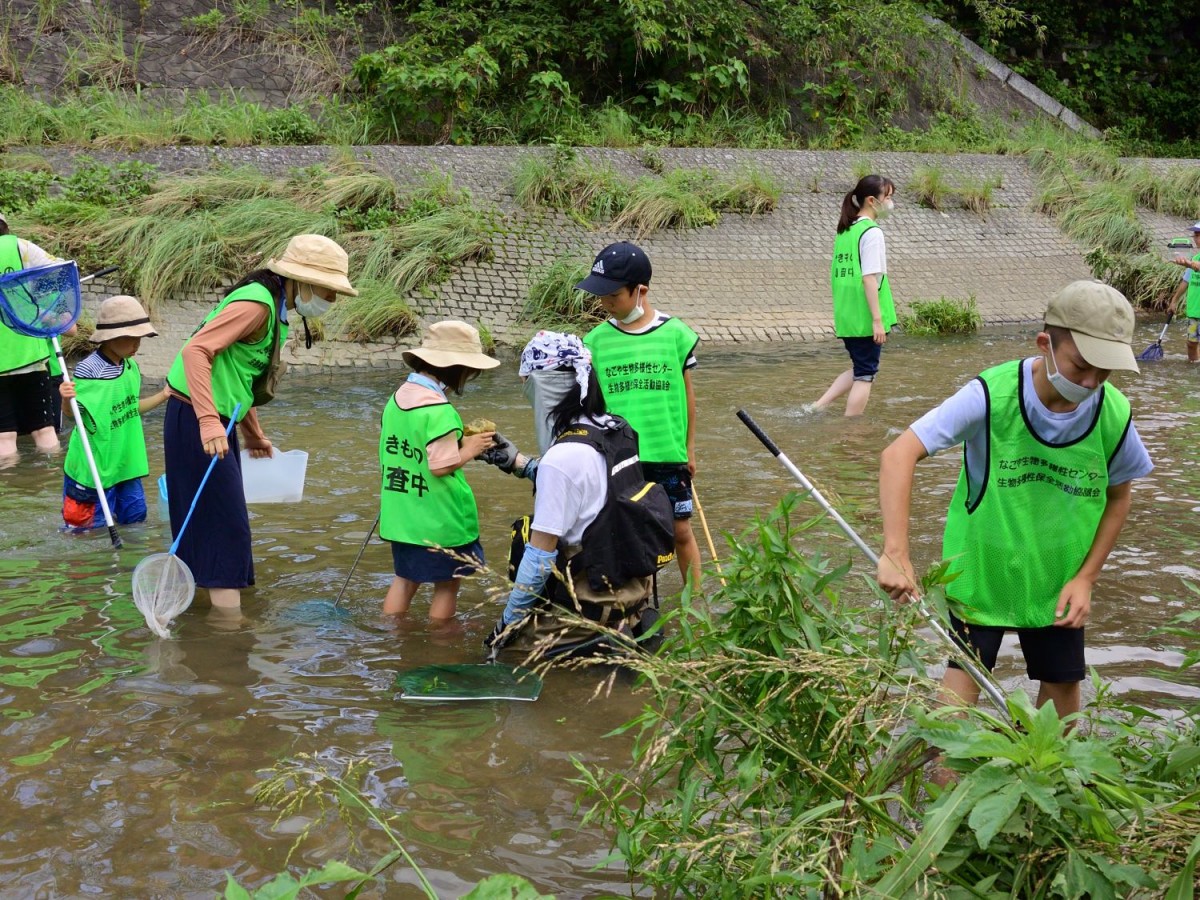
813;370;873;417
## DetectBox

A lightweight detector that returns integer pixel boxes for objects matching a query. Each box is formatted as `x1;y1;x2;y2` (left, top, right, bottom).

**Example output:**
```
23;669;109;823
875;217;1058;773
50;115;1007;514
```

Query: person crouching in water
481;333;675;657
59;295;169;529
379;320;498;620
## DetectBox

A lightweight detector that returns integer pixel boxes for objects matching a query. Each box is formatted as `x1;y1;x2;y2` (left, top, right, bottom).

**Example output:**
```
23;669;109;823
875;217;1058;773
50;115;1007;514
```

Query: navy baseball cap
575;242;652;295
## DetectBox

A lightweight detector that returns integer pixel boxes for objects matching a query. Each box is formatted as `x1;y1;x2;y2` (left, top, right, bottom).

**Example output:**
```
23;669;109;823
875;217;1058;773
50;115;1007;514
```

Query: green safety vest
1186;252;1200;318
166;281;287;422
64;355;148;488
942;360;1131;628
584;316;698;464
831;218;897;338
0;234;51;374
378;397;479;548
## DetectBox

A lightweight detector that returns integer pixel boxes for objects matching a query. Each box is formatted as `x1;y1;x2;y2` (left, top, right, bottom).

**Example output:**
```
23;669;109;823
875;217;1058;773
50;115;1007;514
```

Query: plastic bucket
240;449;309;503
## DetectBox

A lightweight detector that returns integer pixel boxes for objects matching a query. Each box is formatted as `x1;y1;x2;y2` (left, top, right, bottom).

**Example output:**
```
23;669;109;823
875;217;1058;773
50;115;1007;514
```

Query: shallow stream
1;326;1197;897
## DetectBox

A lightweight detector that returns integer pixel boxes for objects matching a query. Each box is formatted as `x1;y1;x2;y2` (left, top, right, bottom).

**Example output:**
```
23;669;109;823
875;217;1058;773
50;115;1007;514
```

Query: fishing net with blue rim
0;261;81;338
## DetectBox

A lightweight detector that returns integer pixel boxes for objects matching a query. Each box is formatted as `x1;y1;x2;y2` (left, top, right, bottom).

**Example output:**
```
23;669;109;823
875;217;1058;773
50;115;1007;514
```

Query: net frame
132;553;197;640
0;262;82;338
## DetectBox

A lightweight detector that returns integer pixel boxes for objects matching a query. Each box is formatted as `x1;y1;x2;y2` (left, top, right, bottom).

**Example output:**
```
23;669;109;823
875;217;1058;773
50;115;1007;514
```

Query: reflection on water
1;326;1198;894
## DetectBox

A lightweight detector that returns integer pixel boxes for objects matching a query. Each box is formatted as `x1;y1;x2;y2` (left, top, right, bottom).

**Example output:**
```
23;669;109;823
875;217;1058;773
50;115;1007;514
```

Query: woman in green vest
812;174;898;417
379;320;498;620
1167;222;1200;362
164;234;356;615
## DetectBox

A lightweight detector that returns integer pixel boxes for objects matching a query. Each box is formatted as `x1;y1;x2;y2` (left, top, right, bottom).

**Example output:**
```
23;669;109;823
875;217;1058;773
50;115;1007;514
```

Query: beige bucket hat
89;295;157;342
402;320;500;371
266;234;358;296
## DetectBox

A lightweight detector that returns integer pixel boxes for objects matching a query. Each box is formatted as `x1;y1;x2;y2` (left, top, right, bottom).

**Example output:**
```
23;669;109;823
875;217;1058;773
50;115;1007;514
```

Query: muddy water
1;325;1197;897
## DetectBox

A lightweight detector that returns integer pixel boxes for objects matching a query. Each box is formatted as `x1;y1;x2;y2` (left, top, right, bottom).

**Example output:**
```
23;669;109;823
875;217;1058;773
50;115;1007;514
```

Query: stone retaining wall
40;145;1200;380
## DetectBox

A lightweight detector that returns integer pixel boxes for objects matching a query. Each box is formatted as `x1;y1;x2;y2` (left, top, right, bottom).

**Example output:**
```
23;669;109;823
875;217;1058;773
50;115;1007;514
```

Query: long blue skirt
163;396;254;589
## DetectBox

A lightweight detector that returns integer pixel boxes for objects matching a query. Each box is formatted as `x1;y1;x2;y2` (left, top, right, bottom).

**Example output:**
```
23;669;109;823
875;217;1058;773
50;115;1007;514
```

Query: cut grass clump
521;257;602;330
513;148;780;235
899;295;982;335
908;166;1001;215
1085;248;1181;311
327;278;420;342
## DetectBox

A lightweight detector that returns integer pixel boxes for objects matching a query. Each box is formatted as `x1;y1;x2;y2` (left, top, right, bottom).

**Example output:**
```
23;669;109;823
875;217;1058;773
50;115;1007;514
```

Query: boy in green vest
1167;222;1200;362
577;241;702;586
0;211;64;459
876;281;1152;718
59;296;169;530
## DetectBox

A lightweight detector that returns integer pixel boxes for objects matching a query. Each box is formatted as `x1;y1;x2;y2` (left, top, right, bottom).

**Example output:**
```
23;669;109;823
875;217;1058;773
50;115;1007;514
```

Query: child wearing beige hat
59;295;169;530
378;320;498;619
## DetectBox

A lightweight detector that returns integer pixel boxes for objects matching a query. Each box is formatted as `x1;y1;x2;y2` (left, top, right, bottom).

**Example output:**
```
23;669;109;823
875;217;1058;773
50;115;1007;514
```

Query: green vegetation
576;497;1200;895
521;257;601;331
908;166;1002;215
9;156;491;340
899;295;983;335
513;146;778;236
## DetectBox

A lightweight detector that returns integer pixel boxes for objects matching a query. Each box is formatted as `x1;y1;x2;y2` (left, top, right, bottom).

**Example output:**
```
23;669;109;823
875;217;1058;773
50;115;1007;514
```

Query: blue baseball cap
1190;222;1200;232
575;241;652;295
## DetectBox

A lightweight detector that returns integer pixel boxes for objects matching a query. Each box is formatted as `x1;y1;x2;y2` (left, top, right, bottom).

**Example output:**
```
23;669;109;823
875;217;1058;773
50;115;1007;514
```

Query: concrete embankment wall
30;145;1197;380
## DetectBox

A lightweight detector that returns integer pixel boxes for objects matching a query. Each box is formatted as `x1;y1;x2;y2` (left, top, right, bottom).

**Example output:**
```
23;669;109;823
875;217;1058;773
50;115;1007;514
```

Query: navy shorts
0;370;56;434
947;612;1085;683
641;462;692;519
62;475;147;529
390;539;484;583
842;336;882;381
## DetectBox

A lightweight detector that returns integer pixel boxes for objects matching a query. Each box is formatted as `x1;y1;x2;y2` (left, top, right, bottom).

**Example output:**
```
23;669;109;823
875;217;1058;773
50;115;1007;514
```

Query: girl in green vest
59;295;168;530
379;321;498;620
1167;222;1200;362
164;234;356;615
812;174;898;417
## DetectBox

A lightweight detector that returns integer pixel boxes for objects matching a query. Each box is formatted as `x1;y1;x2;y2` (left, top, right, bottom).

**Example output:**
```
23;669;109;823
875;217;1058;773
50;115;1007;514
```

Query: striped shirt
74;350;125;380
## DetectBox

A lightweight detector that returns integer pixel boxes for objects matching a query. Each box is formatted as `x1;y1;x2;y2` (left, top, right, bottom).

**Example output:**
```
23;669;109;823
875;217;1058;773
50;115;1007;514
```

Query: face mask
874;197;894;220
1046;337;1100;404
295;284;333;319
619;302;645;325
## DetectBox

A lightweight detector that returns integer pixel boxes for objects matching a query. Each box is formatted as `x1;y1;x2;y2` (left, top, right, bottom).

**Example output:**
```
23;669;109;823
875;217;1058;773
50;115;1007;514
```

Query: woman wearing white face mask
812;173;898;417
164;234;356;614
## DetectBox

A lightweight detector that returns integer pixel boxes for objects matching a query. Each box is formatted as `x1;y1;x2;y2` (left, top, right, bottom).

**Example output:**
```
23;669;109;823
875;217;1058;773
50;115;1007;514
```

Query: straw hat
89;295;157;342
402;320;500;371
266;234;358;296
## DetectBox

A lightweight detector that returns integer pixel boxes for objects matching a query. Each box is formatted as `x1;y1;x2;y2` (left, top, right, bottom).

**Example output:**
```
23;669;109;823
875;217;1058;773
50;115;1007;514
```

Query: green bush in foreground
576;496;1200;896
899;295;983;336
521;257;601;331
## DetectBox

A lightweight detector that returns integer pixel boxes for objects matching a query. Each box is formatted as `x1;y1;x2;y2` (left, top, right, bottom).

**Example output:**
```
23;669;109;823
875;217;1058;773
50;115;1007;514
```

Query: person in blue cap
576;241;703;588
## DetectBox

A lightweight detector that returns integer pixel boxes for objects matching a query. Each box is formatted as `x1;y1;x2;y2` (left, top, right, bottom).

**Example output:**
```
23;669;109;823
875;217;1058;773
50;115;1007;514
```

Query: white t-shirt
530;414;615;546
855;217;886;277
911;357;1153;502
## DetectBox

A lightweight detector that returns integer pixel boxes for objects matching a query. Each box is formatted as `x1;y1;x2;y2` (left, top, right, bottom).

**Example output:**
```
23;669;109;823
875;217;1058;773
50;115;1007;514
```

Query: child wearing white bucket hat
378;320;499;619
59;295;170;530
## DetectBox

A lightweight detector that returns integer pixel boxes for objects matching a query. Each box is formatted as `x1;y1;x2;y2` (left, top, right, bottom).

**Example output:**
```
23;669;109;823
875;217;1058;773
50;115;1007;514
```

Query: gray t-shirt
911;357;1153;502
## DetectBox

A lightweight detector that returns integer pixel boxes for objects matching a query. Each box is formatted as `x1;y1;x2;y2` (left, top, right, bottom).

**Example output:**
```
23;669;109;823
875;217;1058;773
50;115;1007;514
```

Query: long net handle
55;337;122;549
169;403;241;556
736;409;1012;722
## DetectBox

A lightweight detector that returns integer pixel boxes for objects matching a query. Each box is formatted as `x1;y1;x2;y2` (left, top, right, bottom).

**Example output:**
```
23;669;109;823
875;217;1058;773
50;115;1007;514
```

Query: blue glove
502;543;558;625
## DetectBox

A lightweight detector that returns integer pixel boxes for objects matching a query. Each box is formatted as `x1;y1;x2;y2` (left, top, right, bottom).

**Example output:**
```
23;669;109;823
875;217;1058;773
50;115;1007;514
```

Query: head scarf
518;330;592;399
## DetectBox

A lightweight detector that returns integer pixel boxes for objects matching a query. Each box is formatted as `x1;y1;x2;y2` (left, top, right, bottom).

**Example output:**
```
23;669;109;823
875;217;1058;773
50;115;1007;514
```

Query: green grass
327;278;420;342
908;165;952;210
908;167;1000;215
520;257;601;330
899;295;982;335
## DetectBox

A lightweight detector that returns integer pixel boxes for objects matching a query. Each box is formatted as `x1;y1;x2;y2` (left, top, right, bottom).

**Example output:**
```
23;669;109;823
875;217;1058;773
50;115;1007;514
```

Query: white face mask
1046;337;1100;404
619;303;644;325
295;283;333;319
874;197;894;220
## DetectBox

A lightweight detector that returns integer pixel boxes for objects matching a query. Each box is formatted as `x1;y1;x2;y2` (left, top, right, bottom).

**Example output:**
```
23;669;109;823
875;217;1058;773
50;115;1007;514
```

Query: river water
0;327;1197;897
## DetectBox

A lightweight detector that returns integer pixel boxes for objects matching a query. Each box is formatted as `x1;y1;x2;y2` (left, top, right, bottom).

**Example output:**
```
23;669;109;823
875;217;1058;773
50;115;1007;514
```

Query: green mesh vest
0;234;51;374
831;218;896;338
1186;252;1200;318
584;316;698;464
165;281;287;422
378;397;479;547
942;360;1131;628
64;356;148;488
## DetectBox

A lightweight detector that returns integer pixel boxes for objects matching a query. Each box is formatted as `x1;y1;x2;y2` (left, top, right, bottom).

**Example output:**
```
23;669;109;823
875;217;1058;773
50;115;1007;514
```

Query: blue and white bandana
518;330;592;399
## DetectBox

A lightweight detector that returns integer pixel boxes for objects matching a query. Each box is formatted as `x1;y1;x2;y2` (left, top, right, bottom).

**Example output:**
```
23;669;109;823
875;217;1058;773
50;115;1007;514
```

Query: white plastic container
240;449;309;503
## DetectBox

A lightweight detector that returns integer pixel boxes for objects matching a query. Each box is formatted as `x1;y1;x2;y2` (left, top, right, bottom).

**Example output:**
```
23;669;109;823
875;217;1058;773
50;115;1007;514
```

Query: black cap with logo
575;241;652;296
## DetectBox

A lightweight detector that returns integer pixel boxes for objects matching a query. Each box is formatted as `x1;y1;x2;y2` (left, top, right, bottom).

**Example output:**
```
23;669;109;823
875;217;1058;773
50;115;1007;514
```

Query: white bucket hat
89;295;157;342
266;234;358;296
402;321;500;371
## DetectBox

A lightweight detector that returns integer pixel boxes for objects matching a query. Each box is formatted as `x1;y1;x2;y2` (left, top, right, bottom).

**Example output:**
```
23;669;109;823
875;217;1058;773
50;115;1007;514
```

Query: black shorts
0;370;56;435
947;612;1085;683
841;335;882;381
641;462;692;520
